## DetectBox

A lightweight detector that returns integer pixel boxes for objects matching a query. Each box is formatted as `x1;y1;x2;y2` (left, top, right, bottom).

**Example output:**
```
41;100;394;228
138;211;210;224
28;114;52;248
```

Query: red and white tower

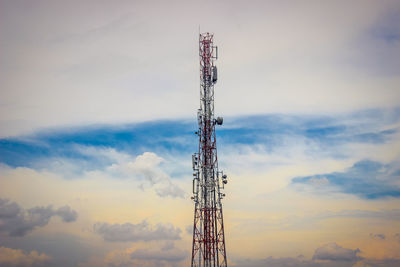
191;32;228;267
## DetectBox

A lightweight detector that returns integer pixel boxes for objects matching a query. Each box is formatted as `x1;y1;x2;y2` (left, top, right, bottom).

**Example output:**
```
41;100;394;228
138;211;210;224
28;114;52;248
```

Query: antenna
191;32;228;267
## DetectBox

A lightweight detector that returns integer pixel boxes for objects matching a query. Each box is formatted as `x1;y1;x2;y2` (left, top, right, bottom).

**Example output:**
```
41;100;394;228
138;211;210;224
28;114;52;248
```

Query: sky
0;0;400;266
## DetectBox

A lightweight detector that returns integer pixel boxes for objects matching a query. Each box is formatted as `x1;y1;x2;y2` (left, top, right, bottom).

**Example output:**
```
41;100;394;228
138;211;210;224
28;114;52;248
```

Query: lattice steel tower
191;32;228;267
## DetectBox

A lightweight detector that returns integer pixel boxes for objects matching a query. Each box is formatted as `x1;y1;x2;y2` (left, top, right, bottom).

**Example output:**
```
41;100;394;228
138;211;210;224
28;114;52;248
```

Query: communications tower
191;32;228;267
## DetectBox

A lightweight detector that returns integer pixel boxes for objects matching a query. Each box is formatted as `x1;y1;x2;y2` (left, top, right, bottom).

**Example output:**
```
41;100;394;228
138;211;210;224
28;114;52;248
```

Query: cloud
2;110;398;182
312;242;361;262
395;233;400;243
370;233;386;240
185;225;192;235
0;120;195;169
2;109;398;171
232;248;400;267
1;0;400;137
54;206;78;222
0;198;77;236
109;151;186;198
94;220;181;242
103;241;188;267
232;255;320;267
291;160;400;199
130;246;187;262
238;209;400;232
0;139;186;198
0;104;399;266
359;258;400;267
233;243;363;267
0;246;51;267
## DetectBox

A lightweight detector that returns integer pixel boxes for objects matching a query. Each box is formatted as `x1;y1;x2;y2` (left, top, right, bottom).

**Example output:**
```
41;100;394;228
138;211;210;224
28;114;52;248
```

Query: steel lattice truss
191;32;228;267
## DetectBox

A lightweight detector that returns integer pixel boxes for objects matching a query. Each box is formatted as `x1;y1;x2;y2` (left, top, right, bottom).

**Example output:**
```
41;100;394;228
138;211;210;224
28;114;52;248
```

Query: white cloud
107;151;185;198
25;147;186;198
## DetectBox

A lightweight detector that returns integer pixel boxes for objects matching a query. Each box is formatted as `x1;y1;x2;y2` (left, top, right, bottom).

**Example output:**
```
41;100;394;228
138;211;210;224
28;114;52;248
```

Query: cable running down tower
191;32;228;267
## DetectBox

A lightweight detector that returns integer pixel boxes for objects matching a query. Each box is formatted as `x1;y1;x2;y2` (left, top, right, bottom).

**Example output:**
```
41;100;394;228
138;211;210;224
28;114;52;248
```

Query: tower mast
191;32;228;267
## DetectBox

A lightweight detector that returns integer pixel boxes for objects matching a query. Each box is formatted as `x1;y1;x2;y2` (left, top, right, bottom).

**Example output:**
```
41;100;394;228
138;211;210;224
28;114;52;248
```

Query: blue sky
1;1;400;267
2;108;398;168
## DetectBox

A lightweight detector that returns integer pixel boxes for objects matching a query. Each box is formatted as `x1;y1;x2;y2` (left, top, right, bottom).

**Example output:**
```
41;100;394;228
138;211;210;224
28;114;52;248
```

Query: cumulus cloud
0;198;77;236
109;152;185;198
94;220;181;242
0;246;51;267
312;242;361;262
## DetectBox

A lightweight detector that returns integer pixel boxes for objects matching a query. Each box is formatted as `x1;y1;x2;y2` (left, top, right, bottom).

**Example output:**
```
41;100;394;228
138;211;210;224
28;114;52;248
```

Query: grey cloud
160;240;175;251
233;256;400;267
0;246;51;267
55;206;78;222
395;233;400;243
233;243;360;267
154;181;185;198
0;198;20;217
312;242;361;262
233;242;400;267
233;255;321;267
94;220;181;242
330;209;400;220
105;241;188;267
0;198;78;236
130;246;187;262
370;233;386;240
185;225;192;235
239;209;400;232
361;258;400;267
4;232;93;267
